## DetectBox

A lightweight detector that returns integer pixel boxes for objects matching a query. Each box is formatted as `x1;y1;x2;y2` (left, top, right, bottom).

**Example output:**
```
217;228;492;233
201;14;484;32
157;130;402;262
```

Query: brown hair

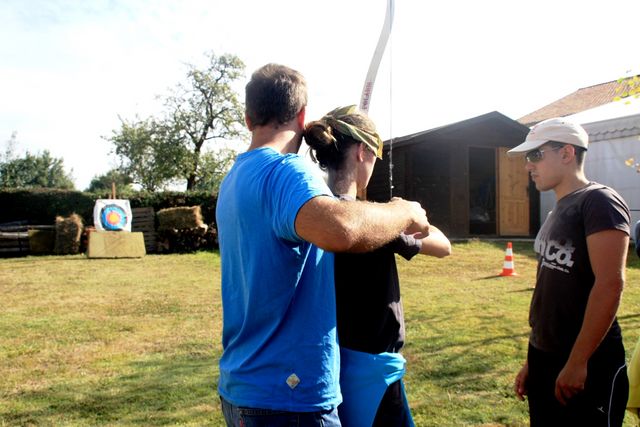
245;63;307;127
549;141;587;166
305;112;377;171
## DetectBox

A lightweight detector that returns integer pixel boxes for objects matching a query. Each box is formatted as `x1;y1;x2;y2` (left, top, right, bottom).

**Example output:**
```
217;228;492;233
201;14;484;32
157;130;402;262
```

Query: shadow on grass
474;274;533;283
507;287;535;293
470;241;639;267
3;350;220;426
414;327;529;357
475;240;539;262
618;313;640;335
414;312;640;392
405;313;530;424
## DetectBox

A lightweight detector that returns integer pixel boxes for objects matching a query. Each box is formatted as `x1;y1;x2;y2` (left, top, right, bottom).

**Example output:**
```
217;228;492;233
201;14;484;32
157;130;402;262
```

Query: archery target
93;199;132;232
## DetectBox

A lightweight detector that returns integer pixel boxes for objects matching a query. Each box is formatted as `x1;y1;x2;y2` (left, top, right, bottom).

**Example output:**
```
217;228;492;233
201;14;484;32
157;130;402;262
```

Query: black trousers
527;342;628;427
372;380;413;427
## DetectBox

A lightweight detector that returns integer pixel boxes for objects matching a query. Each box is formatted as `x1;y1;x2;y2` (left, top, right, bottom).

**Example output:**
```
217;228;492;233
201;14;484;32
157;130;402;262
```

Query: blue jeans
220;396;341;427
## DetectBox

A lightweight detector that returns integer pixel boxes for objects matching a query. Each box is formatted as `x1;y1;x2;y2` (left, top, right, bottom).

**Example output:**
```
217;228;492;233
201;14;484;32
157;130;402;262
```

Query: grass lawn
1;240;639;426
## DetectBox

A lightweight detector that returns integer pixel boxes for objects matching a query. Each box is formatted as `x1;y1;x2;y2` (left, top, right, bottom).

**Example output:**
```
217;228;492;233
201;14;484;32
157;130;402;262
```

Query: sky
1;0;639;190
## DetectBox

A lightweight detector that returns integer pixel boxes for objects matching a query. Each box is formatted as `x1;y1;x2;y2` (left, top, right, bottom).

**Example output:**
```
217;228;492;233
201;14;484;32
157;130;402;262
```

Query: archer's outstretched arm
418;225;451;258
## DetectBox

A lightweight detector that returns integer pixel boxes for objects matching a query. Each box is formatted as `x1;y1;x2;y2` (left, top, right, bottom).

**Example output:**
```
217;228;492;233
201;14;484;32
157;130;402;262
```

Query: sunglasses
525;146;563;163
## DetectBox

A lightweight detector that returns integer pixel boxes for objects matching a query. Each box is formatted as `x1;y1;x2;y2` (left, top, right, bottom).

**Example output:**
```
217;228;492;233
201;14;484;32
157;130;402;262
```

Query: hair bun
304;120;335;150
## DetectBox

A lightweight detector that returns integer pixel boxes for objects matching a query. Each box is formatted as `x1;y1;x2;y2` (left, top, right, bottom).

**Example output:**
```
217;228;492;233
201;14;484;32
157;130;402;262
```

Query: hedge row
0;189;218;227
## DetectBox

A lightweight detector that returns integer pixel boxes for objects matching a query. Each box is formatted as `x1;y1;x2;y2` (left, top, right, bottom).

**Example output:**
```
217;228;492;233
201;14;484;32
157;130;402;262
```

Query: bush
0;189;218;227
0;189;94;225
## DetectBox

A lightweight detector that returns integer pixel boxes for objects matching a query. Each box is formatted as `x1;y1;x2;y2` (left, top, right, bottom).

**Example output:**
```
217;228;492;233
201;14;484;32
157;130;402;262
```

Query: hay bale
81;226;96;253
156;224;210;253
54;214;84;255
86;231;146;258
157;206;203;231
28;229;55;254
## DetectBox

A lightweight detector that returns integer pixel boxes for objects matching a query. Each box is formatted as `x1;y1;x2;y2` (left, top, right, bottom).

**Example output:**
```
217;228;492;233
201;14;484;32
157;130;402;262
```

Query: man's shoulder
579;182;631;235
233;149;313;179
582;183;628;208
584;182;621;196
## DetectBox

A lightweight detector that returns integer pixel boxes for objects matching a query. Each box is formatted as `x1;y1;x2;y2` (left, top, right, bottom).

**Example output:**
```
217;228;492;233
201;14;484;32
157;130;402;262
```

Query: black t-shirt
529;182;630;353
334;233;421;354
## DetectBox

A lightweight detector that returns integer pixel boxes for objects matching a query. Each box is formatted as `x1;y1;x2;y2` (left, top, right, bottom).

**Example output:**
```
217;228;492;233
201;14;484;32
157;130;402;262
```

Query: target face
100;204;128;231
93;199;132;232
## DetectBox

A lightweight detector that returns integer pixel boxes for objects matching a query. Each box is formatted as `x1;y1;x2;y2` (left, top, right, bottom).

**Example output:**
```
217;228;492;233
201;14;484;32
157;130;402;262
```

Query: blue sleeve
268;155;331;242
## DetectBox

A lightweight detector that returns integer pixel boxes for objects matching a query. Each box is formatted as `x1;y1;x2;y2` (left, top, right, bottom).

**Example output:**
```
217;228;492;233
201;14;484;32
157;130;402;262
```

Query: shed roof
517;78;637;126
385;111;529;149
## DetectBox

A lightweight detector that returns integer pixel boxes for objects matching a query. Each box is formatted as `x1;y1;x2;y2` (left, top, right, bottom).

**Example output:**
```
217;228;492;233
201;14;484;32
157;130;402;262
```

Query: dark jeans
527;342;628;427
220;396;341;427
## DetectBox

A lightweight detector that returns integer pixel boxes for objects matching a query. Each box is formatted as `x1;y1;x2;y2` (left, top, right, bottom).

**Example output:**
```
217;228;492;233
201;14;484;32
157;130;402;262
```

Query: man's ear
297;107;306;130
245;112;254;131
562;145;575;162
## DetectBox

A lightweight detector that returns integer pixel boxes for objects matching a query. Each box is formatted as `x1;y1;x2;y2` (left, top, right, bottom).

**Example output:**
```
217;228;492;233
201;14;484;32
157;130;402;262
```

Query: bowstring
388;10;394;200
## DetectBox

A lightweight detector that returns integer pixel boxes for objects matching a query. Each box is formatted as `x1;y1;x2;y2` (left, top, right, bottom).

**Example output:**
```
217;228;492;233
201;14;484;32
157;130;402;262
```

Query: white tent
539;97;640;241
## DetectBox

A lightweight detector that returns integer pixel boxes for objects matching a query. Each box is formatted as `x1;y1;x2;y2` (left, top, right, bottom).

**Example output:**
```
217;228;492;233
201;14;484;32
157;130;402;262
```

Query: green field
1;241;639;426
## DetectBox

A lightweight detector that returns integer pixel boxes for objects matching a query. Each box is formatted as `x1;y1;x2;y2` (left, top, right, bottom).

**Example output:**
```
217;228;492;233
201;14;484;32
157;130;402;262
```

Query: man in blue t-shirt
216;63;431;426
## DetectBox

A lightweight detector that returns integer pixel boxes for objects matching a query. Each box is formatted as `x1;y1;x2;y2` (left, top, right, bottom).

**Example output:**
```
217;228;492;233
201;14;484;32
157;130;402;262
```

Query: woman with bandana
305;106;451;426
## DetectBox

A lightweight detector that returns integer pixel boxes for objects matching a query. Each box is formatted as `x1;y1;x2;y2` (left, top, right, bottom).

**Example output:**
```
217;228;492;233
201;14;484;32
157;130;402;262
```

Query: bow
359;0;395;113
359;0;395;199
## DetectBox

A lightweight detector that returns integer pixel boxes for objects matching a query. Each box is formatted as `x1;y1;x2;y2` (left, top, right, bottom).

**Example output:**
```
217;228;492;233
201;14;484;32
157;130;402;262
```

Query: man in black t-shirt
508;117;631;426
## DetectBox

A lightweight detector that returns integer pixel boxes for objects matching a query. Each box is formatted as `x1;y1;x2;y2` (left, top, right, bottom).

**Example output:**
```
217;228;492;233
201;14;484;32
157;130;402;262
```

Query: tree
86;168;134;194
191;147;239;192
614;74;640;103
0;150;75;189
1;132;18;164
614;74;640;173
165;52;246;190
107;52;247;191
108;117;184;191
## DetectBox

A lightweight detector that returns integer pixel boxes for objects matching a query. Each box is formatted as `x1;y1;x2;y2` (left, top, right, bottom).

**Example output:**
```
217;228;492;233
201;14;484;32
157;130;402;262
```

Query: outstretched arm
295;195;430;253
418;225;451;258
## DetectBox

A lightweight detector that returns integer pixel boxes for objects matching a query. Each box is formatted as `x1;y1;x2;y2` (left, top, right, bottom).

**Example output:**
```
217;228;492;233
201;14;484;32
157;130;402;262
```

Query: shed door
498;147;529;236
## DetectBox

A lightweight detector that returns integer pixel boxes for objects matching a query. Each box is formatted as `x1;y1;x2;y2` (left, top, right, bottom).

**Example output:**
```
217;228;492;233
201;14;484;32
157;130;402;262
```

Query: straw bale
28;229;55;254
156;224;214;253
157;206;203;231
54;214;84;255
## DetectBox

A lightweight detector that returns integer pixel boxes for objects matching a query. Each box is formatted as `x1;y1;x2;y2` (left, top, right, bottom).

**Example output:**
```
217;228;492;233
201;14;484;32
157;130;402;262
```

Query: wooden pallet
0;231;30;256
0;223;56;257
131;207;157;253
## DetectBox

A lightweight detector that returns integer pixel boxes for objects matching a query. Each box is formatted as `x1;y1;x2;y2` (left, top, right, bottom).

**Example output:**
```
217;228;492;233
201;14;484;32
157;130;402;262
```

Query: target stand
86;230;146;258
87;199;146;258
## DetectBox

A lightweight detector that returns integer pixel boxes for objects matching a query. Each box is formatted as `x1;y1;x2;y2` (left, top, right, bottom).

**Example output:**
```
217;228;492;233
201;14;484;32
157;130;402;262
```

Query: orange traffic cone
499;242;518;276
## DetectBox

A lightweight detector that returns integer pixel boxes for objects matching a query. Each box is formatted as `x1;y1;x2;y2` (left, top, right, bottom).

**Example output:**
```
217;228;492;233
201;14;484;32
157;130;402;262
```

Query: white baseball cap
507;117;588;156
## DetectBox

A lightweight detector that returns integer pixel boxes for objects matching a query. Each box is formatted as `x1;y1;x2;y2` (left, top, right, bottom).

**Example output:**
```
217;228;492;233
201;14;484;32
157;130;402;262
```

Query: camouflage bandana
322;105;383;159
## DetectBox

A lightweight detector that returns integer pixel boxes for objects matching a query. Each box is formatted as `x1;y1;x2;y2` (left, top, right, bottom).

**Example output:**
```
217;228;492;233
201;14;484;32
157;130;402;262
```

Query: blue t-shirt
216;147;340;411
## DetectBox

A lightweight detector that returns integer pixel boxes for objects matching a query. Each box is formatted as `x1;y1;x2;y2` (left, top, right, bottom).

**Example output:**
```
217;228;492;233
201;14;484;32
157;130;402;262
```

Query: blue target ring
100;204;128;231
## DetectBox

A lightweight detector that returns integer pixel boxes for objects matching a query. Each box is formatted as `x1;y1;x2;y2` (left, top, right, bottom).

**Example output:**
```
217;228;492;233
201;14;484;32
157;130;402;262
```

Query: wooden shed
367;111;539;238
